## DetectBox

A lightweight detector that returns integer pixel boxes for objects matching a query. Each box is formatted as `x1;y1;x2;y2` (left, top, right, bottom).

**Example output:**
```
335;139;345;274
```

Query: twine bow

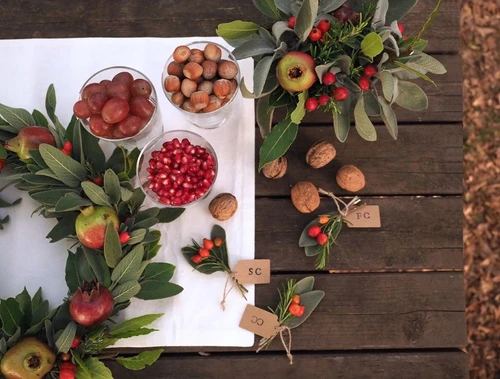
220;273;236;311
318;188;360;217
256;325;293;365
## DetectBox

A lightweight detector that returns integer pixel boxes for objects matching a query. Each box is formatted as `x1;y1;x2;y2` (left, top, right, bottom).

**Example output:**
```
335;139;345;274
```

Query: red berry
333;87;349;101
63;141;73;152
296;305;306;317
403;35;408;40
92;176;104;186
288;16;296;29
308;225;321;238
363;65;378;78
318;94;330;106
191;255;203;264
317;233;329;246
322;72;336;85
119;232;130;244
214;237;224;247
61;362;77;371
71;336;81;349
59;369;76;379
60;148;71;156
61;352;71;361
203;238;214;250
292;294;300;304
317;19;331;33
398;23;405;34
199;248;210;258
305;97;319;112
288;302;301;316
358;76;370;91
308;28;323;42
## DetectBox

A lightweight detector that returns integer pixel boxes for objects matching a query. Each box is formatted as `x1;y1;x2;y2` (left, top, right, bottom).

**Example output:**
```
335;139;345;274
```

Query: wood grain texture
255;197;462;271
106;351;468;379
0;0;460;53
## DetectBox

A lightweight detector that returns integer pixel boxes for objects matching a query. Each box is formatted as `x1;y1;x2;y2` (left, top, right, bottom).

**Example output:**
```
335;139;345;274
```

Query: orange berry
203;238;214;250
289;303;301;316
191;255;203;264
296;305;305;317
318;215;329;224
199;248;210;258
61;352;71;361
292;294;300;304
214;237;224;247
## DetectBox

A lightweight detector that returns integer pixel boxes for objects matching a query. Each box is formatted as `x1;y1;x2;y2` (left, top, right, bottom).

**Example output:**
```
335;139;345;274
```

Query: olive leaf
258;117;298;170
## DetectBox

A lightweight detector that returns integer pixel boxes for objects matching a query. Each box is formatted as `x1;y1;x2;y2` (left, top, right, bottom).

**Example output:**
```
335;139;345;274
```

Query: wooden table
0;1;466;377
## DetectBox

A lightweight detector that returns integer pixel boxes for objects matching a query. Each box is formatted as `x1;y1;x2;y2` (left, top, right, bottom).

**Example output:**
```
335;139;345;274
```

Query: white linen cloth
0;37;255;347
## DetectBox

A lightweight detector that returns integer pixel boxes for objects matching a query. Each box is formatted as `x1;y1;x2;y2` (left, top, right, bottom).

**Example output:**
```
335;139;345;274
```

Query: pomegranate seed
183;182;193;189
160;197;171;204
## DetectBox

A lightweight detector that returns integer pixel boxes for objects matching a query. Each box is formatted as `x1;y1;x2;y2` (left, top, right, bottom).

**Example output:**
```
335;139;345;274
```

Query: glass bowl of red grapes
74;66;163;147
137;130;218;207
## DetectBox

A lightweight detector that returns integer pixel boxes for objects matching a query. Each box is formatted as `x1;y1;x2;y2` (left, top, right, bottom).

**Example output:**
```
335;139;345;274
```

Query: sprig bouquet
216;0;446;169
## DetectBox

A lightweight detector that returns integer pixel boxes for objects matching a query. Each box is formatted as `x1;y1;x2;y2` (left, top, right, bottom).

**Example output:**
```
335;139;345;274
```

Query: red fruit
199;248;210;258
363;65;378;78
358;76;370;91
89;114;114;138
276;51;317;92
288;16;296;28
92;176;104;186
130;96;155;121
309;28;323;42
4;126;56;160
107;82;131;101
102;98;130;124
61;352;71;361
296;305;305;317
292;294;300;304
0;158;4;172
305;97;319;112
100;79;112;88
82;83;106;100
69;280;114;327
214;237;223;247
191;255;203;264
318;94;330;106
119;231;131;244
61;362;77;371
308;225;321;238
333;87;349;101
73;99;93;119
130;79;152;97
87;92;109;114
317;19;331;33
203;238;215;250
112;71;134;87
317;233;329;246
289;302;301;316
63;141;73;152
398;23;405;34
59;369;76;379
322;72;336;85
117;115;144;138
75;205;119;249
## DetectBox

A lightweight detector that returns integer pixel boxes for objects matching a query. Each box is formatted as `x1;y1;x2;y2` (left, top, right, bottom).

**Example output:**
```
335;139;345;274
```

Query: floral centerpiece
216;0;446;169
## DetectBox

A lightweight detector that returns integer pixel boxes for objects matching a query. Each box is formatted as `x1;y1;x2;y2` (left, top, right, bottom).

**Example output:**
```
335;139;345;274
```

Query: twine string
220;273;236;311
318;188;360;217
255;325;293;365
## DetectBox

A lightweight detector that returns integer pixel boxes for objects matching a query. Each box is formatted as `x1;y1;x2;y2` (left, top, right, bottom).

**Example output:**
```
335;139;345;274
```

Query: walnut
291;182;320;213
306;141;336;169
209;193;238;221
262;157;287;179
336;165;366;192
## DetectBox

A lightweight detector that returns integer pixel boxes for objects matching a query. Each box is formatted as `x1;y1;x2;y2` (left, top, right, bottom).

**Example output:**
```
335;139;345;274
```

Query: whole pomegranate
4;126;56;160
75;205;119;249
69;280;114;327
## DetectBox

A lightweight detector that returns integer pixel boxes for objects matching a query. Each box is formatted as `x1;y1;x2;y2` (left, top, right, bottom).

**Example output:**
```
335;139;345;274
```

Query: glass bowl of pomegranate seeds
137;130;218;207
162;41;241;129
75;66;163;148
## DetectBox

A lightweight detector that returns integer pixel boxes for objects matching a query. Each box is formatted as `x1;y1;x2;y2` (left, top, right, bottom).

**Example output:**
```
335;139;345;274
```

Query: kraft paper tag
233;259;271;284
344;205;381;228
239;304;280;339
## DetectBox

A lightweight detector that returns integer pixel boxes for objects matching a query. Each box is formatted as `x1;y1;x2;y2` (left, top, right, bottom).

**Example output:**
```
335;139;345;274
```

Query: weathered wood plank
106;351;468;379
255;124;462;197
255;197;462;271
0;0;460;54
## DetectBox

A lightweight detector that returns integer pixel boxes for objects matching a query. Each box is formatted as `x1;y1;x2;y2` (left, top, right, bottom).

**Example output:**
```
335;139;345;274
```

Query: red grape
112;126;127;139
130;79;152;97
107;82;131;101
89;114;114;137
112;71;134;87
82;83;106;100
102;98;130;124
100;79;112;88
73;100;93;118
117;115;143;137
129;96;154;120
87;92;109;114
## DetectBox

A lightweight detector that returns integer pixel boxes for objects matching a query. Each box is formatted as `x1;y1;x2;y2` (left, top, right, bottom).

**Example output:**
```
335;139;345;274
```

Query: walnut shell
262;157;287;179
336;165;366;192
209;193;238;221
291;182;320;213
306;140;336;169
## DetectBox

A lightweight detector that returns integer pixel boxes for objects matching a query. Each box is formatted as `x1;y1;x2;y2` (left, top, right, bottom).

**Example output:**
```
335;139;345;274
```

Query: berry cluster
307;215;330;245
190;237;224;264
57;336;80;379
288;293;306;317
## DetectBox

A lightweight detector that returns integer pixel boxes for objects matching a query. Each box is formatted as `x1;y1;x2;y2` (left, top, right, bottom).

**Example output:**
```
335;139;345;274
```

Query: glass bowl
77;66;163;149
162;41;241;129
137;130;218;208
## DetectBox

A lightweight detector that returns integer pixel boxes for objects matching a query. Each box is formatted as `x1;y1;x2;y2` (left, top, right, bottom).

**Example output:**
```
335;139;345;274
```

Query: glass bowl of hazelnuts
162;41;240;129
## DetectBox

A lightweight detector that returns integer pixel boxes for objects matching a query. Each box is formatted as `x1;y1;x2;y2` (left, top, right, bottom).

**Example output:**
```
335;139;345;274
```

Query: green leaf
45;84;57;124
354;94;377;141
386;0;417;22
0;197;22;208
412;0;443;42
256;94;274;138
363;91;381;116
81;181;111;206
120;187;133;202
35;168;59;180
253;55;275;98
395;81;428;111
65;251;81;294
133;217;159;230
32;110;49;128
15;288;32;331
136;281;183;300
76;357;113;379
126;148;141;178
104;169;121;204
258;117;298;170
141;263;175;282
216;20;260;40
39;144;86;187
104;223;122;268
379;71;395;102
378;96;398;139
318;0;346;13
127;229;147;245
361;32;384;58
55;321;76;353
0;298;23;336
295;276;315;294
295;0;319;42
116;349;163;371
110;314;163;337
156;208;185;223
111;245;144;284
232;36;276;60
112;281;141;303
22;173;62;186
72;120;84;165
394;61;436;86
252;0;280;19
333;111;350;143
46;213;78;243
290;92;307;124
411;53;447;75
30;189;77;206
0;103;36;130
82;126;106;173
284;290;325;328
55;192;92;212
82;247;111;287
76;248;96;281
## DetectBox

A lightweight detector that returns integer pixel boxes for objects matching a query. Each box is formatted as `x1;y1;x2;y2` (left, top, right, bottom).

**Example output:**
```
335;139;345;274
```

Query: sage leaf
141;263;175;282
254;55;275;98
295;276;315;294
318;0;346;13
31;189;79;206
135;281;183;300
104;223;122;268
363;90;381;116
133;217;159;230
36;168;59;181
354;94;377;141
81;181;111;207
284;290;325;329
104;169;121;204
411;53;447;75
394;61;435;86
22;173;63;186
116;349;163;371
55;193;92;212
412;0;443;42
0;103;36;131
110;314;163;337
378;96;398;139
128;229;147;245
333;111;350;143
135;207;160;222
112;281;141;303
45;84;57;124
379;70;394;102
385;0;417;22
32;110;49;127
252;0;281;20
216;20;259;40
0;298;23;336
395;81;428;111
361;32;384;58
275;0;293;14
39;144;86;187
55;321;76;354
65;252;81;294
156;208;185;223
256;94;274;138
258;117;298;170
111;245;144;284
82;247;111;287
232;36;276;60
295;0;319;42
46;213;78;243
372;0;389;29
272;21;293;41
120;187;133;202
290;92;307;124
76;248;95;281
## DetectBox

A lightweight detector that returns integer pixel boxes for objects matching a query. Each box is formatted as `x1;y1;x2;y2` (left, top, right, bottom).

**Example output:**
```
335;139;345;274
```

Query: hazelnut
183;61;203;80
291;181;320;213
336;165;366;192
171;91;185;106
204;43;222;62
173;45;191;63
203;95;222;113
228;79;238;99
213;79;232;99
181;79;197;98
167;61;184;78
218;60;238;80
182;100;198;113
202;60;218;80
306;141;337;169
262;157;287;179
191;91;210;110
164;75;181;93
198;80;214;95
209;193;238;221
189;48;205;64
